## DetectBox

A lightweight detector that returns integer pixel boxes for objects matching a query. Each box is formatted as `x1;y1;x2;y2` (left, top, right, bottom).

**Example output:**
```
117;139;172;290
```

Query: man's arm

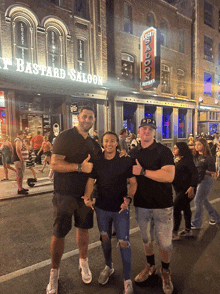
16;140;24;162
82;178;95;209
119;176;137;213
133;159;175;183
50;153;93;173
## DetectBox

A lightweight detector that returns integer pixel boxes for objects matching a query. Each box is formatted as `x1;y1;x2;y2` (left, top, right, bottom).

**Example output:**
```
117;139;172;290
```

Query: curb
0;187;54;201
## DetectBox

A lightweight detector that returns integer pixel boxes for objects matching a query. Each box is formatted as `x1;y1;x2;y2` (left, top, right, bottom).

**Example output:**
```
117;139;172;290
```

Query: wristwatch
77;164;82;173
140;167;145;176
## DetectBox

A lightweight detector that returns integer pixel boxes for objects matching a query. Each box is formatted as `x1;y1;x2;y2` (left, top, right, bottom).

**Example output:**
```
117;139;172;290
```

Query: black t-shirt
129;141;174;209
53;127;101;196
90;152;134;212
193;155;216;183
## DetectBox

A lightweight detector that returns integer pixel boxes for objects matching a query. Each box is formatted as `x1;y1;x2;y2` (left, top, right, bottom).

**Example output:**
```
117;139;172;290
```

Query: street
0;182;220;294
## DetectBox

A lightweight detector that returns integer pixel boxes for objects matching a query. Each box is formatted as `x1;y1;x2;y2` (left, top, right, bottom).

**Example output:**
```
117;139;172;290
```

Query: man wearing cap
129;118;175;294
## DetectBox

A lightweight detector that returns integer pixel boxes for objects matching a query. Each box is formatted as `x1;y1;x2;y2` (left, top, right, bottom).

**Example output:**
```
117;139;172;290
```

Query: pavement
0;163;53;201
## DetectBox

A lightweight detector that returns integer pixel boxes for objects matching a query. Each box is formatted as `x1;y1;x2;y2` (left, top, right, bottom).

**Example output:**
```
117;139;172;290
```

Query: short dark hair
79;106;95;115
17;130;24;136
102;131;119;143
119;128;127;136
37;131;41;135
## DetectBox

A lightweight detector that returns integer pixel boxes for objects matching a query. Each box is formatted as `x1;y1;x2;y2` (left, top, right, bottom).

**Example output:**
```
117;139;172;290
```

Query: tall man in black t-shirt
82;131;137;294
46;107;101;294
129;118;175;294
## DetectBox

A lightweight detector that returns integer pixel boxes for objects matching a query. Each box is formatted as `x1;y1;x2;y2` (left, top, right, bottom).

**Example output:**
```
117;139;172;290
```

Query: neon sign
140;27;161;89
0;58;103;86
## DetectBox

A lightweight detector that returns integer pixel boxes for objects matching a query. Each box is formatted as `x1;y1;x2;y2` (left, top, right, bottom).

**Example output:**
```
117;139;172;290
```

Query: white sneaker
46;268;60;294
79;257;92;284
124;279;133;294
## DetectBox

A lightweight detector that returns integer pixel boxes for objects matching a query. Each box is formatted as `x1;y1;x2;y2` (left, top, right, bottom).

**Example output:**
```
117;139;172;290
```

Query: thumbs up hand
132;159;143;175
81;154;93;173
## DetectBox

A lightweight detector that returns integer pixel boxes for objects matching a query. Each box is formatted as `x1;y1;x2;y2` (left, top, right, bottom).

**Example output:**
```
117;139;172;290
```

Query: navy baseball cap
139;118;157;129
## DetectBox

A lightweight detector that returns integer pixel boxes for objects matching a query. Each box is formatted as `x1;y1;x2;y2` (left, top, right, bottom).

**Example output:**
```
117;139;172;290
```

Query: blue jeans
135;207;173;251
192;175;220;228
95;206;131;280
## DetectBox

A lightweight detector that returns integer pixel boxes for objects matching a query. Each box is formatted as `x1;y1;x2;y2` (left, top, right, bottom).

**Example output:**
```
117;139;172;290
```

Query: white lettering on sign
0;58;103;86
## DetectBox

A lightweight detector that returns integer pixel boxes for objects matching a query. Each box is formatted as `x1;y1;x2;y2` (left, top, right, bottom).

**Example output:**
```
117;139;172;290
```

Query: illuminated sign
140;27;161;89
0;58;103;86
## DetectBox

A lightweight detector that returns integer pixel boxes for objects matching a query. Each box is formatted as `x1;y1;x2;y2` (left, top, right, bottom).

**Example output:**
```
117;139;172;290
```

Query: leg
7;164;16;173
3;164;8;179
173;191;185;232
183;196;192;230
50;235;65;269
76;228;89;259
40;158;47;172
30;167;37;180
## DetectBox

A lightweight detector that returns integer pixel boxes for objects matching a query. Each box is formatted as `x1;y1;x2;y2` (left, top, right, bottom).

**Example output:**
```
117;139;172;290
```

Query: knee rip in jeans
117;240;130;249
100;232;109;243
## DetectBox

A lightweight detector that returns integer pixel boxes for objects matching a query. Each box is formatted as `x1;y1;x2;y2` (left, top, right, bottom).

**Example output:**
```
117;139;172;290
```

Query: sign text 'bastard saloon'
140;27;161;90
0;58;103;86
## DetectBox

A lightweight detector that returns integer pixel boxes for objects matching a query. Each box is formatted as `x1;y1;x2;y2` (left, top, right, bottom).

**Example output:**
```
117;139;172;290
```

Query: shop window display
124;103;137;134
178;109;186;138
162;108;172;139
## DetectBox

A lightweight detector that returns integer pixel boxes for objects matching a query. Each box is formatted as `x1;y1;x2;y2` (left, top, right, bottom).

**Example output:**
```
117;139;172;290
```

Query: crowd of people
0;130;53;195
0;109;220;294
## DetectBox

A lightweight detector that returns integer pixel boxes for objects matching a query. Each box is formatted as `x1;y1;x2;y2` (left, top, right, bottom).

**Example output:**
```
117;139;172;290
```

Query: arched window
47;30;60;68
146;13;155;28
160;20;168;47
14;20;30;62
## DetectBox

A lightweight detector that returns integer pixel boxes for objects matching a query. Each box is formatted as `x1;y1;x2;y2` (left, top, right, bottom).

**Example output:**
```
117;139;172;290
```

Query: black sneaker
23;188;29;192
17;189;29;195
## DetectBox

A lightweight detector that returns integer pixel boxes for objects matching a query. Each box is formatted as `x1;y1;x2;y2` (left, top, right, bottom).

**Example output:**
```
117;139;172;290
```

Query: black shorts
44;151;52;157
52;193;94;238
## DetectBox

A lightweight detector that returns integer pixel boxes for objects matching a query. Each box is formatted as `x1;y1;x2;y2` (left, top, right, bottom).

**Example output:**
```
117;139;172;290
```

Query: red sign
140;27;161;89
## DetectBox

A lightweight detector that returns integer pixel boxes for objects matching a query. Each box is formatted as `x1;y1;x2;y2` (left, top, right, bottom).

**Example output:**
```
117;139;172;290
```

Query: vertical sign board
141;27;161;89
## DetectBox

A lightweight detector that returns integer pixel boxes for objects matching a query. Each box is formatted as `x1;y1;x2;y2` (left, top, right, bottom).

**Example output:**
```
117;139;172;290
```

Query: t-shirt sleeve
52;131;68;156
206;156;216;172
160;145;175;167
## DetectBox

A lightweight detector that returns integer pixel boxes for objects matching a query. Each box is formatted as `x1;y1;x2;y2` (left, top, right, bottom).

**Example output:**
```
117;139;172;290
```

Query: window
145;106;156;119
162;108;172;139
204;72;212;95
146;13;155;28
48;30;60;68
77;39;86;72
204;1;213;27
204;35;213;62
161;65;171;93
97;0;101;26
124;3;132;34
178;109;187;138
177;69;187;96
121;53;134;81
123;103;137;133
160;20;168;47
15;21;30;62
75;0;89;19
50;0;59;5
179;29;184;53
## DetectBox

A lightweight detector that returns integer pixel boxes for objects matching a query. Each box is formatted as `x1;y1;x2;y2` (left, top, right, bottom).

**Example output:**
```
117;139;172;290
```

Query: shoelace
82;262;90;275
49;272;57;290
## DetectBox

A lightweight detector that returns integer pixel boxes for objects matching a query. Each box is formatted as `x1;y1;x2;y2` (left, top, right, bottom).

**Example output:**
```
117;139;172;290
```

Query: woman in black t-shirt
172;142;198;240
191;138;220;228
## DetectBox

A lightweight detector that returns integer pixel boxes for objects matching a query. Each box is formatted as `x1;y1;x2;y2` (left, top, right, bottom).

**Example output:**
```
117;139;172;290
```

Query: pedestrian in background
191;138;220;228
38;136;52;173
0;135;16;181
130;118;175;294
30;131;43;164
119;128;129;154
172;142;198;240
14;130;29;195
83;131;137;294
129;133;137;148
24;139;37;182
46;107;102;294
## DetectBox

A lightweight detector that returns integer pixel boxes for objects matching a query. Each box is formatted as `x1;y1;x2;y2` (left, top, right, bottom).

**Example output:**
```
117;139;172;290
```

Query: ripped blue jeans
95;206;131;280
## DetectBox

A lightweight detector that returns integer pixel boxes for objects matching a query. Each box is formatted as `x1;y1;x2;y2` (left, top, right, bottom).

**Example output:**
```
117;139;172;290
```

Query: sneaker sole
79;266;92;284
98;268;114;285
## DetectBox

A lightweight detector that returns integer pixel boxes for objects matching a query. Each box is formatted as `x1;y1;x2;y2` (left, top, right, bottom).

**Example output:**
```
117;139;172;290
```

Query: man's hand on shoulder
81;154;93;173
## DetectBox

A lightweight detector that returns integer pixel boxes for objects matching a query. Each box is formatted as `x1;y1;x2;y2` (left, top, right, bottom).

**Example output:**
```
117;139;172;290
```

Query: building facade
0;0;108;140
106;0;195;147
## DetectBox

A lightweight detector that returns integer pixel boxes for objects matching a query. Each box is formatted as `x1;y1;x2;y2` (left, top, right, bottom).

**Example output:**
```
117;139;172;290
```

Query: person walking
14;130;29;195
82;131;137;294
0;136;16;181
30;131;43;164
46;106;102;294
24;139;37;182
191;138;220;228
38;136;53;173
119;128;129;154
129;118;175;294
172;142;198;240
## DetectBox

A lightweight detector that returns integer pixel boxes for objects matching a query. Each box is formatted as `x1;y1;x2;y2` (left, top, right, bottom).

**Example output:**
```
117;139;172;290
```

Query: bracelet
140;167;145;176
126;196;132;204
